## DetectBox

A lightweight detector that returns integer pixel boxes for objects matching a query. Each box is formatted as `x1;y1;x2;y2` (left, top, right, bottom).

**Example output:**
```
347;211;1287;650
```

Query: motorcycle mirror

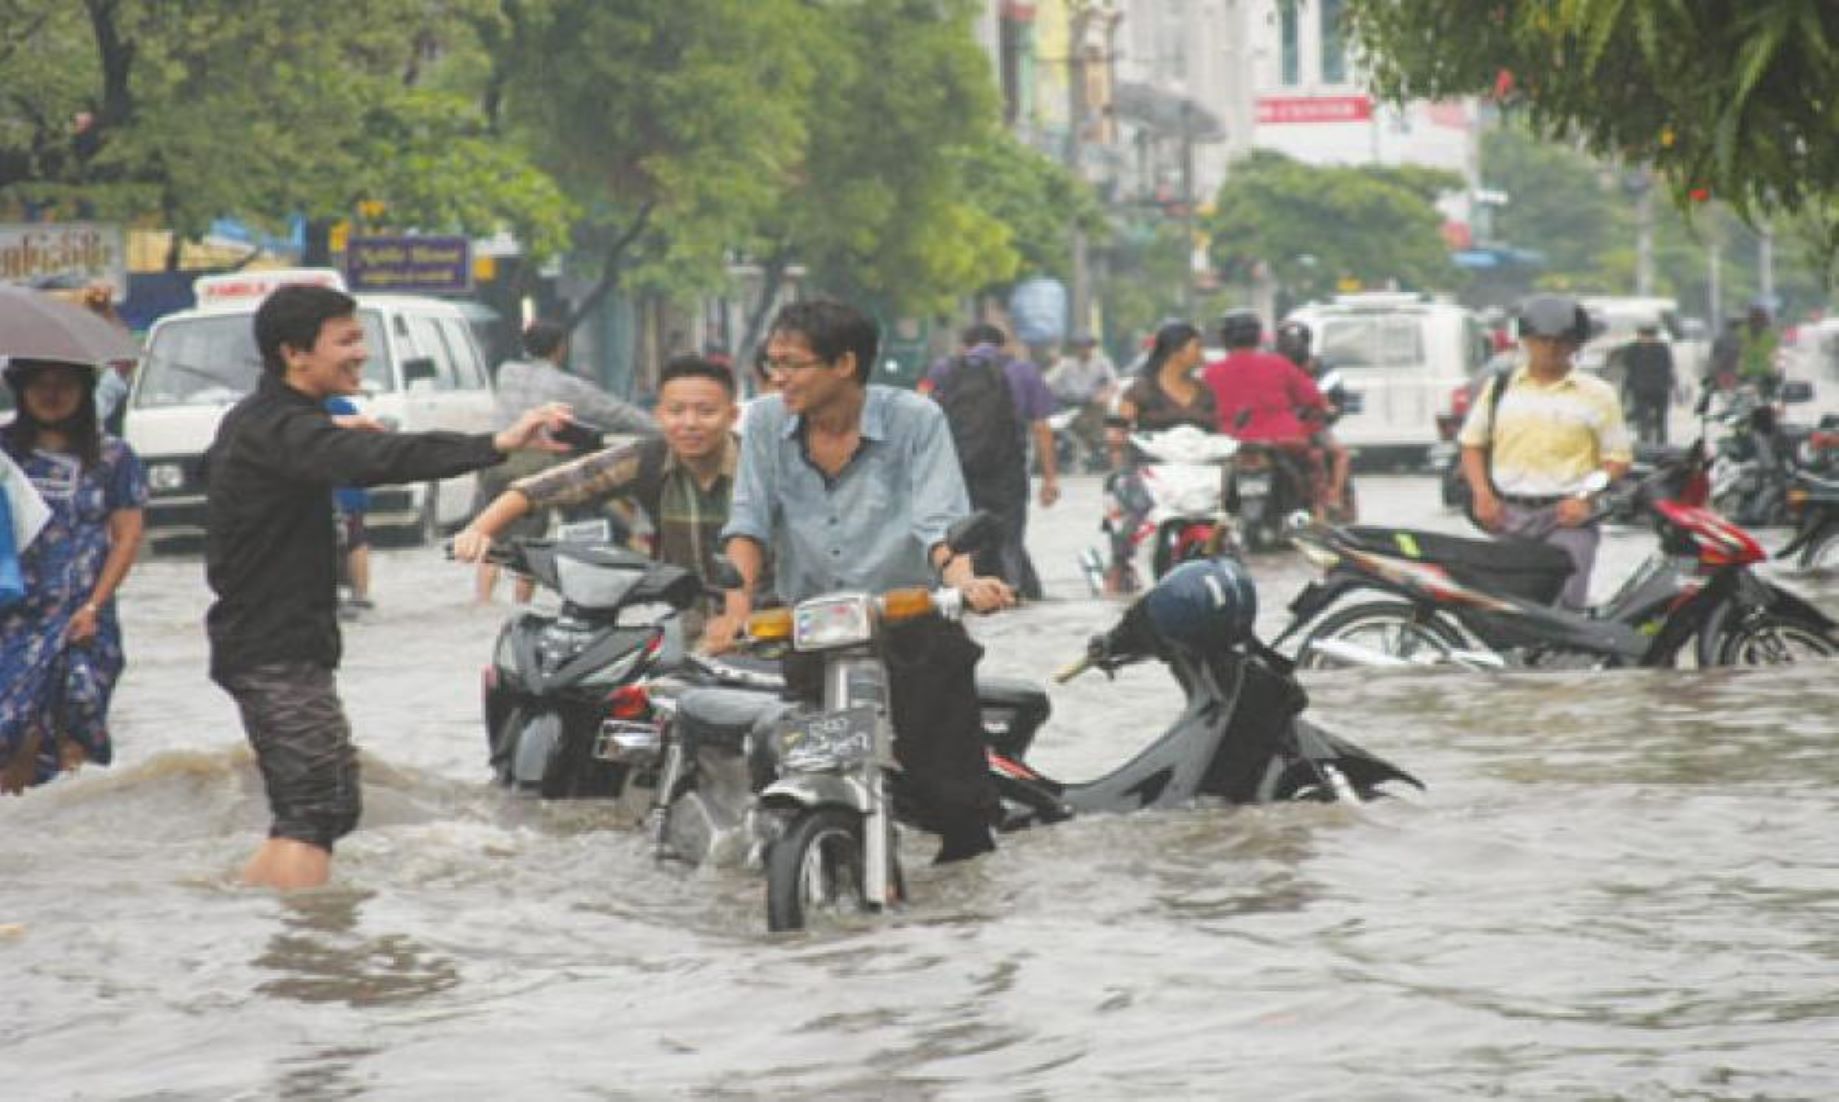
945;511;1000;555
1284;509;1315;533
1581;469;1612;495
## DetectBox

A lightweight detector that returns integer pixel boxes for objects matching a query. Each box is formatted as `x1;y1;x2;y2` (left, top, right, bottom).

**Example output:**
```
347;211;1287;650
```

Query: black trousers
783;617;999;859
1629;394;1669;445
967;466;1043;600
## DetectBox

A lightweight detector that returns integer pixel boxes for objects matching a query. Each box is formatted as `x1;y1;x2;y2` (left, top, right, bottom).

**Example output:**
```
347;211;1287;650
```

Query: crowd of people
0;277;1778;887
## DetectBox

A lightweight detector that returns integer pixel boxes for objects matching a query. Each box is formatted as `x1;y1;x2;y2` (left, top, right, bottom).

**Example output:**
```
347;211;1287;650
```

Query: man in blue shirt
706;298;1014;862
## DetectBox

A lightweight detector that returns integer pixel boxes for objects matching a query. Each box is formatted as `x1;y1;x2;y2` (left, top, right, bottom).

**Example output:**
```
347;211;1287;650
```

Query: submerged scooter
473;538;703;801
672;518;1421;931
1278;444;1839;670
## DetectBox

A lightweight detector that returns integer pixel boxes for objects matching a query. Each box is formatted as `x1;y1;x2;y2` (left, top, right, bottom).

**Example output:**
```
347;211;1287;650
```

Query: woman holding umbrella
0;292;147;791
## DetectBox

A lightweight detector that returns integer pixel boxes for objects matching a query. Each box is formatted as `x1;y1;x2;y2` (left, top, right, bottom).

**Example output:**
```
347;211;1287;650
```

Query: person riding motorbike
1203;310;1332;519
1274;320;1354;521
1098;321;1218;593
1045;332;1119;469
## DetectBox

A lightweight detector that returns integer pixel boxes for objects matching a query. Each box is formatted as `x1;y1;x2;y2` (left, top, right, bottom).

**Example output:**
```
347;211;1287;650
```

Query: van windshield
135;309;390;408
1317;316;1426;369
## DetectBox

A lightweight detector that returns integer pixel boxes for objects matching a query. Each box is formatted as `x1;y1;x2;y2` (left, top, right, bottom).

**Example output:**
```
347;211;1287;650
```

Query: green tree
1480;123;1629;286
954;132;1107;282
1345;0;1839;270
0;1;571;266
729;0;1021;337
1206;150;1461;301
492;0;815;328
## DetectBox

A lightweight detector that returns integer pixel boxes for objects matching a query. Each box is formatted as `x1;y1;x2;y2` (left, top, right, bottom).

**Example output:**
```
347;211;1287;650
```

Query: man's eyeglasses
765;357;829;374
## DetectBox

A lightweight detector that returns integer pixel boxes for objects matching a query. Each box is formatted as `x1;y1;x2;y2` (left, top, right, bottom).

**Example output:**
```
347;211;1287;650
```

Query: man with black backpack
922;323;1058;599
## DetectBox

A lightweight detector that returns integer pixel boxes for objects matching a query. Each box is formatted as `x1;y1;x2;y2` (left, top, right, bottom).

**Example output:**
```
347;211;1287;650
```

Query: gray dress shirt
722;386;970;604
492;358;655;435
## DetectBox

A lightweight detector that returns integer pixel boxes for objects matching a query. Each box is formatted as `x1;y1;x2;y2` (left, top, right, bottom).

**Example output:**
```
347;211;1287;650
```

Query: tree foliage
1346;0;1839;268
743;0;1019;319
1207;150;1461;300
494;0;814;318
0;1;571;262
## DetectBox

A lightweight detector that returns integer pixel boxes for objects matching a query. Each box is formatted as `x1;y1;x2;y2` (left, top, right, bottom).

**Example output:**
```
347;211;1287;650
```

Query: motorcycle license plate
775;706;877;772
1238;472;1271;495
557;517;612;544
593;719;662;762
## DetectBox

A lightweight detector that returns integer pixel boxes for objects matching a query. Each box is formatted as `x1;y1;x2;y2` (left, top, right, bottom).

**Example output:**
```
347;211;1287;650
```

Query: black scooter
475;539;702;800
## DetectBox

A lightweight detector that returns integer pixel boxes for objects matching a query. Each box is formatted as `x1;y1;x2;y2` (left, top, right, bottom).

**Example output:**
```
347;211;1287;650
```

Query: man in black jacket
206;284;568;890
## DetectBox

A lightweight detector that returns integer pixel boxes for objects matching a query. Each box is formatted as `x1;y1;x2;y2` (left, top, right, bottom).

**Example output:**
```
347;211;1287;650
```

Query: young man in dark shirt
206;284;568;890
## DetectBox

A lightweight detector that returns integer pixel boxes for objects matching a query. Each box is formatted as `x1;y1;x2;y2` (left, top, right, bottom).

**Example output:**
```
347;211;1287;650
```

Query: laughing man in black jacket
205;284;569;890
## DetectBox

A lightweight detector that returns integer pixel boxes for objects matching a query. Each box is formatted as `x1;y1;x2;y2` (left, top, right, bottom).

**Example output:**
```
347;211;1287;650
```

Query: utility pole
1633;169;1655;296
1758;220;1776;305
1068;2;1093;341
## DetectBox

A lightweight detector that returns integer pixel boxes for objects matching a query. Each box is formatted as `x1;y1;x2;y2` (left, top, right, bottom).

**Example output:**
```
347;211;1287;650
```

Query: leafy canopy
1207;150;1461;299
1345;1;1839;257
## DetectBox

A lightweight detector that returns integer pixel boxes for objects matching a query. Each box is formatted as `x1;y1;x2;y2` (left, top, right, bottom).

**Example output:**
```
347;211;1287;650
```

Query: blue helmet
1143;557;1257;652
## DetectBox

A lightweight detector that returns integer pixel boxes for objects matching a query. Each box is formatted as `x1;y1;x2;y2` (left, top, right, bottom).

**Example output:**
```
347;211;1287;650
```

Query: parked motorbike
474;538;703;800
1779;467;1839;572
1705;380;1817;527
1276;444;1839;670
680;529;1420;932
1085;426;1241;595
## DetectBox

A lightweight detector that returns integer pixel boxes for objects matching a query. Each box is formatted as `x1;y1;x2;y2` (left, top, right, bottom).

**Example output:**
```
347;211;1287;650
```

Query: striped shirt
1459;364;1632;496
513;434;738;587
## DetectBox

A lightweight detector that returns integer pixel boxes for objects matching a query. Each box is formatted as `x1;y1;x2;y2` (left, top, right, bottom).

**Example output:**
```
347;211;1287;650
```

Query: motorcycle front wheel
1699;609;1839;666
765;808;871;932
1296;601;1466;671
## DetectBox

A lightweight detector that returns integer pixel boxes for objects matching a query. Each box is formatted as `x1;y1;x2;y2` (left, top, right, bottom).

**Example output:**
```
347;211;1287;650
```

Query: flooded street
7;473;1839;1099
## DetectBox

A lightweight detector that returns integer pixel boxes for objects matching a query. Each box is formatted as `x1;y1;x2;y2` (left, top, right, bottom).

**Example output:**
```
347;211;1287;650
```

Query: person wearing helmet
1;357;147;792
1203;309;1333;517
1274;320;1355;521
1458;293;1632;609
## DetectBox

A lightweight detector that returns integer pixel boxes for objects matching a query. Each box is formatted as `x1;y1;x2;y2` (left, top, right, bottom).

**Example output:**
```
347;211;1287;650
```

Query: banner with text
1255;95;1374;125
344;236;472;294
0;223;126;295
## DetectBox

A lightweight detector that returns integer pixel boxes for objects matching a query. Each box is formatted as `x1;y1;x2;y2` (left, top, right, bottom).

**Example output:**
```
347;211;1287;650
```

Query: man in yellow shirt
1459;294;1633;609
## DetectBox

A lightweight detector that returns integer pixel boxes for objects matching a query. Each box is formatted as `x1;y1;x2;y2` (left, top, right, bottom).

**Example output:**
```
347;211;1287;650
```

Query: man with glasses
704;298;1014;863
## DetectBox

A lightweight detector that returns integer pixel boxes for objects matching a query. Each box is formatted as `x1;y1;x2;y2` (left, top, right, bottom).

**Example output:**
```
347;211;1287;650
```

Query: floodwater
6;475;1838;1099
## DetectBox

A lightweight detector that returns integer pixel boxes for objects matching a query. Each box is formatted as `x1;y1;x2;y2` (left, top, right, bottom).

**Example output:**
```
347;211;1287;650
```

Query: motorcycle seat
675;687;791;751
975;675;1052;721
1341;525;1574;605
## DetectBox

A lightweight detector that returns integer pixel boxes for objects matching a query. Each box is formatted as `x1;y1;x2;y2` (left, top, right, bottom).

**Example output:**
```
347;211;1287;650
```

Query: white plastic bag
0;448;50;552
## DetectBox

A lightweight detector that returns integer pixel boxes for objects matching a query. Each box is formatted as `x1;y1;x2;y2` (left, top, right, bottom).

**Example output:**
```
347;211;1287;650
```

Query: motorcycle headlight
148;463;186;492
793;593;875;650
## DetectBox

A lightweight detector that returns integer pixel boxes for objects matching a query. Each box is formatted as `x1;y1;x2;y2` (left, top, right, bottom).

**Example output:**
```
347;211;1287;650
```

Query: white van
1283;293;1493;467
128;268;495;549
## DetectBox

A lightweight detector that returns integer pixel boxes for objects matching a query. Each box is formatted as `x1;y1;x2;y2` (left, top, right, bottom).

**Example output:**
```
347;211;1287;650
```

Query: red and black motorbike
1275;442;1839;669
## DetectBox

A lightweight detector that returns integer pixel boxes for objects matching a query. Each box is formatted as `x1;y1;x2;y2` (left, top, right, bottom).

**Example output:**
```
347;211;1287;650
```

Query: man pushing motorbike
1460;293;1632;609
701;298;1015;863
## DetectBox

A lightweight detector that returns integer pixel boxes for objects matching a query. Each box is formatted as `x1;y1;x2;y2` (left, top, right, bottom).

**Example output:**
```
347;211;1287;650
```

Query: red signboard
1255;95;1373;125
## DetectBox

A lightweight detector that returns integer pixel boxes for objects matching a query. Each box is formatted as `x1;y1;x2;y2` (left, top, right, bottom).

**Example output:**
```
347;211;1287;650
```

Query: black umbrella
0;284;140;366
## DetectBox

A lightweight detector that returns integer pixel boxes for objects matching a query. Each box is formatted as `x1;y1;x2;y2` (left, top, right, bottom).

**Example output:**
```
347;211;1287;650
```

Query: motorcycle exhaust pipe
1307;637;1505;670
1307;638;1422;668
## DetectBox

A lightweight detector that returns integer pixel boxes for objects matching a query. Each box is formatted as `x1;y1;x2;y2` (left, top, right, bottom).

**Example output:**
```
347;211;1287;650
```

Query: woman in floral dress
0;358;146;792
